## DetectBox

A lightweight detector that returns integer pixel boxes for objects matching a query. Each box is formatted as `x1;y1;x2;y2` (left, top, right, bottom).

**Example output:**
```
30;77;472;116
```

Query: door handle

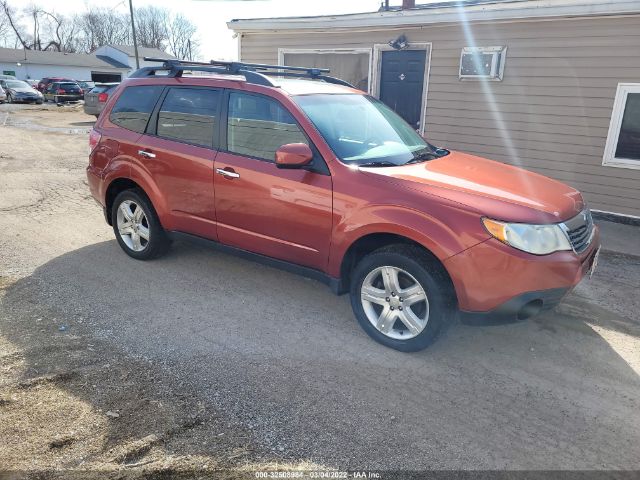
138;150;156;159
216;168;240;179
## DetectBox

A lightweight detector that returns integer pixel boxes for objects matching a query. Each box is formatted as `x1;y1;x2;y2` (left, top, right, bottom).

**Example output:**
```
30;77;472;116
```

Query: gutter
227;0;640;32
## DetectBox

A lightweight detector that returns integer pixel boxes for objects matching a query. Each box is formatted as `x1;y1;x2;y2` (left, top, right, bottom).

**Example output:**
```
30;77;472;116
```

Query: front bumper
13;96;42;103
445;226;600;318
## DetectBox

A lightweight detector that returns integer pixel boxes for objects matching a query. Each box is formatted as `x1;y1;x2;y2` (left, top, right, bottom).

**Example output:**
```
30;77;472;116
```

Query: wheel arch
337;232;457;305
104;177;163;226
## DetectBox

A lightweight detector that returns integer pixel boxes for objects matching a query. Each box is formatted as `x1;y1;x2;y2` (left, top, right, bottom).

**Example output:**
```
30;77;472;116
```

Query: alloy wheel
116;200;150;252
360;266;429;340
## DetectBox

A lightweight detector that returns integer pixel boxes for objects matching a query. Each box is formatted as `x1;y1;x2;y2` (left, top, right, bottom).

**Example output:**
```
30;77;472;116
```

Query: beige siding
239;15;640;217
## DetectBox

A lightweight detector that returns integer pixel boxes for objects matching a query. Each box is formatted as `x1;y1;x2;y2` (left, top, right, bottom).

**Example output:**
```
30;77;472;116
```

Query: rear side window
227;92;307;161
110;85;163;133
156;87;219;148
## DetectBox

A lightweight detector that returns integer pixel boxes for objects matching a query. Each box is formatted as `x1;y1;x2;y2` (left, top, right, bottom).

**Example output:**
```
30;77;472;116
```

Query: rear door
134;86;221;239
213;90;332;270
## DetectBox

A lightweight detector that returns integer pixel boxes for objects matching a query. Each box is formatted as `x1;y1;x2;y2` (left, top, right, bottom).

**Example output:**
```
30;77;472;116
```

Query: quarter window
157;88;220;148
603;83;640;169
110;85;163;134
227;92;307;161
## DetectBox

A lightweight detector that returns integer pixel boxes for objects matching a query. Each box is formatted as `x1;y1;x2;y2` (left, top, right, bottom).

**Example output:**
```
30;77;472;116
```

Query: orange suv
87;59;601;352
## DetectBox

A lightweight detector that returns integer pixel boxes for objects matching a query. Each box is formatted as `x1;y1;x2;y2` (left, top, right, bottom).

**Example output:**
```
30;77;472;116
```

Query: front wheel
112;189;170;260
350;245;455;352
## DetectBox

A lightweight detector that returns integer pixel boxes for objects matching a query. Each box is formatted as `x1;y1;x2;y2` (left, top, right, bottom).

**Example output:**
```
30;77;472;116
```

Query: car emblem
399;73;406;81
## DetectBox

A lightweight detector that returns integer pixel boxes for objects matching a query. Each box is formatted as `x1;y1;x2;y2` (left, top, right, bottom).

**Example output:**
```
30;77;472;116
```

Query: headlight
482;218;571;255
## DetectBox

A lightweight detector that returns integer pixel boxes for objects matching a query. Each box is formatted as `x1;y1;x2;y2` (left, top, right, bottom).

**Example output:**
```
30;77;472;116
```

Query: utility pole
128;0;140;69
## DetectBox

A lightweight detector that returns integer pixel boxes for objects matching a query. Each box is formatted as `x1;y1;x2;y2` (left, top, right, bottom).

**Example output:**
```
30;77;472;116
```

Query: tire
111;189;170;260
349;244;455;352
36;100;43;105
7;93;13;104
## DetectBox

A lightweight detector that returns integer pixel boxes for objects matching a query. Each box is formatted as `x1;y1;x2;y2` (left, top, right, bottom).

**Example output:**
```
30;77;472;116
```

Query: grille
562;209;594;254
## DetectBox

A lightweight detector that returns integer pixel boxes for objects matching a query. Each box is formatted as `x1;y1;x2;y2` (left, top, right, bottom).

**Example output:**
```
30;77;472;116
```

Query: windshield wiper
404;147;451;165
357;161;399;168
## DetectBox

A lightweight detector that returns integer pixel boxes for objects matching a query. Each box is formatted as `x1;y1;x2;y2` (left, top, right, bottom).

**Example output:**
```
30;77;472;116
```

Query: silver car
84;83;119;118
0;85;6;103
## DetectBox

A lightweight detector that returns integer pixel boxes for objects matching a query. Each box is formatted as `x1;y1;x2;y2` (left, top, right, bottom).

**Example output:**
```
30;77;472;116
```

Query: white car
0;85;6;103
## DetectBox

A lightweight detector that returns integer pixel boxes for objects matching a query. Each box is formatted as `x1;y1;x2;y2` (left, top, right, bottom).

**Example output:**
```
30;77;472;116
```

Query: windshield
293;94;448;166
6;80;29;89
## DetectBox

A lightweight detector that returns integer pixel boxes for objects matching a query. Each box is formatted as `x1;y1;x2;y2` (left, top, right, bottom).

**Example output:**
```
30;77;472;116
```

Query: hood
12;87;38;94
359;150;584;223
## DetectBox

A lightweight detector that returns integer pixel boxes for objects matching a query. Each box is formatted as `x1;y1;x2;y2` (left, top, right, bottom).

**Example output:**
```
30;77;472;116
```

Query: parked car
83;83;119;118
0;79;43;104
43;81;83;103
0;85;6;103
37;77;72;92
77;80;95;94
87;60;601;352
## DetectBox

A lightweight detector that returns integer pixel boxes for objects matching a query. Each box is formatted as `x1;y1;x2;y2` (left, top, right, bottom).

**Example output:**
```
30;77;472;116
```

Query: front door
379;49;427;130
214;91;333;271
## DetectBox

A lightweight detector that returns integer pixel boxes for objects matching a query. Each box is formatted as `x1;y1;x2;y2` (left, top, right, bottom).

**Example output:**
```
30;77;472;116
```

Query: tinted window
156;87;219;148
615;93;640;160
227;92;307;161
110;85;163;133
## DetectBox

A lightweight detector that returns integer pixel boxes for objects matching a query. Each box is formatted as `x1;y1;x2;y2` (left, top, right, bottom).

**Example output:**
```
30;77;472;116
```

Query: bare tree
77;8;130;52
1;0;30;49
166;14;199;60
0;1;199;57
135;6;167;49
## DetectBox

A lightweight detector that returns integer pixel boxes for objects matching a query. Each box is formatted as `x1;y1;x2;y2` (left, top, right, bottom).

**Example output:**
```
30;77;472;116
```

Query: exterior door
133;86;221;239
214;91;333;271
379;49;427;129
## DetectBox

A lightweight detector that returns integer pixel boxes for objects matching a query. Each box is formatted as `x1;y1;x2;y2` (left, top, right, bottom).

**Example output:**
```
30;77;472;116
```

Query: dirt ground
0;104;639;479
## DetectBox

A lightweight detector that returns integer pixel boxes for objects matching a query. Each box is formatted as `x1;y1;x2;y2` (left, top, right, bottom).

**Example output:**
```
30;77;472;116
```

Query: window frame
145;85;222;151
459;46;507;81
220;89;329;175
603;83;640;170
278;48;373;94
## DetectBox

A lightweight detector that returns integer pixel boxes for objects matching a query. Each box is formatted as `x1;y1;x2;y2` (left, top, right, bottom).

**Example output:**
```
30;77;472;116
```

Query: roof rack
131;58;355;88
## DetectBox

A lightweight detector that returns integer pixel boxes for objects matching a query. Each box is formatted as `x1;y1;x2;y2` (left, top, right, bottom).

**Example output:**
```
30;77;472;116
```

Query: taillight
89;129;102;155
56;89;65;94
98;93;108;103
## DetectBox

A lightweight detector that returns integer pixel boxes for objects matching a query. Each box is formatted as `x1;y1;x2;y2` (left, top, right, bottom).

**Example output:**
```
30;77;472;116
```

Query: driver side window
227;92;307;162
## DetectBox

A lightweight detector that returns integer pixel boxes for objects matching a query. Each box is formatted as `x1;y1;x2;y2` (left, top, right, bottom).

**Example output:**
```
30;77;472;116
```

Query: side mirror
275;143;313;169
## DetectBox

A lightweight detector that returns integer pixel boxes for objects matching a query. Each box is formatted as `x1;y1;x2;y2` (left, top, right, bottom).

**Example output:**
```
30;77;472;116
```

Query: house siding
238;14;640;217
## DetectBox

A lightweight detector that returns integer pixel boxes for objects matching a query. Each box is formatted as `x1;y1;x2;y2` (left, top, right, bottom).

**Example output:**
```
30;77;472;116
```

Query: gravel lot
1;104;639;478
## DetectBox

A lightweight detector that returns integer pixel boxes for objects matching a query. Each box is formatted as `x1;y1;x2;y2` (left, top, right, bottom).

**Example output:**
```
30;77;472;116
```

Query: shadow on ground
1;240;639;475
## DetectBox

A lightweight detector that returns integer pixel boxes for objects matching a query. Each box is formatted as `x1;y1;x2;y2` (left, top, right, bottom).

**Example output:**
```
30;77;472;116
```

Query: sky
47;0;384;60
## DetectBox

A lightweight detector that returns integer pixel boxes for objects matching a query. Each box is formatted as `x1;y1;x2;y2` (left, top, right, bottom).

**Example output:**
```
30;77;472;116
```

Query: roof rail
130;57;355;88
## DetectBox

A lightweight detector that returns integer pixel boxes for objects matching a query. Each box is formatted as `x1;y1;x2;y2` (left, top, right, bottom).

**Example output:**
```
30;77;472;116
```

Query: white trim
602;83;640;170
277;48;374;94
591;209;640;222
237;33;242;61
227;0;640;32
371;43;431;136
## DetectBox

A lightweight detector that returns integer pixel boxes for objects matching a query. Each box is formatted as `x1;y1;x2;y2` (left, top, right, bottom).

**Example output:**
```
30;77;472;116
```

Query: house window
459;46;506;81
603;83;640;169
281;49;371;93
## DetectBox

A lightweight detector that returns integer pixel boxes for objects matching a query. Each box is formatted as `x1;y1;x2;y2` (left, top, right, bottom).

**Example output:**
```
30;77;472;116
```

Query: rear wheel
112;189;170;260
350;245;455;352
7;93;13;103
